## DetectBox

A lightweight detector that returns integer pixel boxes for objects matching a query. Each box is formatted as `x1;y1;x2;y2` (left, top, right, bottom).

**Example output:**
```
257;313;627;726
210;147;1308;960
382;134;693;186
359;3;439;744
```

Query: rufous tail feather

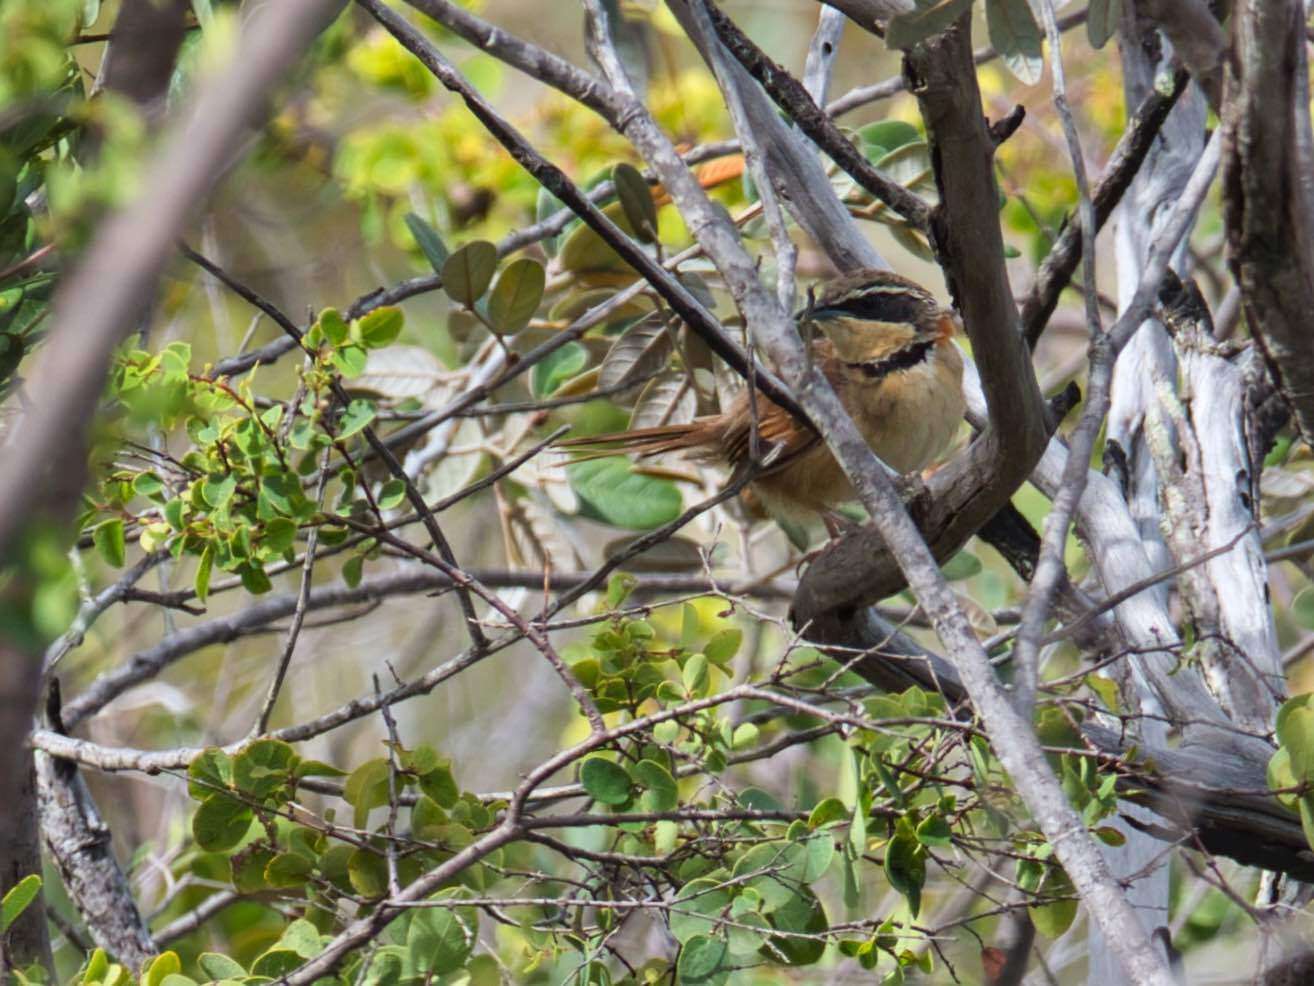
554;423;707;464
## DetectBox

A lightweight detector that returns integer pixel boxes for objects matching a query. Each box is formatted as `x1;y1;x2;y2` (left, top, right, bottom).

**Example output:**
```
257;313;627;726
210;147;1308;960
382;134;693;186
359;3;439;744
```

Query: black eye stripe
812;289;926;324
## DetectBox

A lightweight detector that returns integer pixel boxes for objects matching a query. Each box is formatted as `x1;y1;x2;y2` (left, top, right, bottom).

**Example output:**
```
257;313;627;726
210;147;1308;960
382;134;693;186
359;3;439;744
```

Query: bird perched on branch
558;269;965;530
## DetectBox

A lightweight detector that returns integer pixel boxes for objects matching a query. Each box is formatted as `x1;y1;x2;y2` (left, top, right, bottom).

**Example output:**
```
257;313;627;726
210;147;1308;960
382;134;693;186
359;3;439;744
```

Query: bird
557;269;965;532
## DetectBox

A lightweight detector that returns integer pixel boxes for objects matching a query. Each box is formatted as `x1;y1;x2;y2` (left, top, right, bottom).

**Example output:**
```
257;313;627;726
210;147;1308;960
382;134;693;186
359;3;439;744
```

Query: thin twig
251;448;330;735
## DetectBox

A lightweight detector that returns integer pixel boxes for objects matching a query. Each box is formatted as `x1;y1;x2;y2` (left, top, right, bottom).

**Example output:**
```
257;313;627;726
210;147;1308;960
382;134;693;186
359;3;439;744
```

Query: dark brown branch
1222;0;1314;446
794;12;1049;623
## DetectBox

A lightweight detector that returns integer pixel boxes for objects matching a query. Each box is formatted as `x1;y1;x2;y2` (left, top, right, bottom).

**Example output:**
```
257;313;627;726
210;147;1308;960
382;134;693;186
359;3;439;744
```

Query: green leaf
338;398;376;438
632;759;678;811
143;952;182;986
93;518;126;567
407;890;478;974
344;758;392;827
201;473;237;510
858;120;921;160
441;240;498;307
884;0;974;48
233;739;298;801
986;0;1043;85
265;852;314;888
357;306;405;349
807;797;848;830
347;848;389;898
318;308;350;347
733;842;809;913
194;543;213;604
343;554;364;588
0;875;41;935
278;917;323;959
187;747;233;799
531;340;589;397
763;885;828;965
704;628;742;665
418;761;460;808
677;934;732;985
567;457;683;530
261;517;297;555
1087;0;1120;48
192;794;253;852
250;948;302;978
914;812;952;847
197;954;246;980
731;722;758;749
613;162;658;243
580;756;632;805
486;258;545;334
378;478;406;510
940;550;982;581
133;472;166;500
883;819;926;917
682;653;709;697
239;562;272;595
1094;825;1127;847
404;212;449;272
332;343;368;378
669;877;733;943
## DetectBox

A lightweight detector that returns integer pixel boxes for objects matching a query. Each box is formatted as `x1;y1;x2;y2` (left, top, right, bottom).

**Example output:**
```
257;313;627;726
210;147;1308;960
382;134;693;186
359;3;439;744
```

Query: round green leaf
441;240;497;307
348;848;389;898
568;457;683;530
669;876;733;943
406;890;478;974
678;934;732;984
632;758;677;812
487;258;545;334
250;948;302;978
357;306;405;349
580;756;632;805
233;738;297;801
531;340;588;397
192;795;253;852
763;885;828;966
265;852;314;888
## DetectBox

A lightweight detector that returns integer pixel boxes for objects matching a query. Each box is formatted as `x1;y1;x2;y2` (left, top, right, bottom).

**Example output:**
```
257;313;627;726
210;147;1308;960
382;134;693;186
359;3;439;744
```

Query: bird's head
799;269;954;367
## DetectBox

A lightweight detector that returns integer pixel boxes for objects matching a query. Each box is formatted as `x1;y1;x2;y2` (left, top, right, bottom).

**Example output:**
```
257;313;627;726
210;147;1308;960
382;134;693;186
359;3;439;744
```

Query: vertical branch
1222;0;1314;445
